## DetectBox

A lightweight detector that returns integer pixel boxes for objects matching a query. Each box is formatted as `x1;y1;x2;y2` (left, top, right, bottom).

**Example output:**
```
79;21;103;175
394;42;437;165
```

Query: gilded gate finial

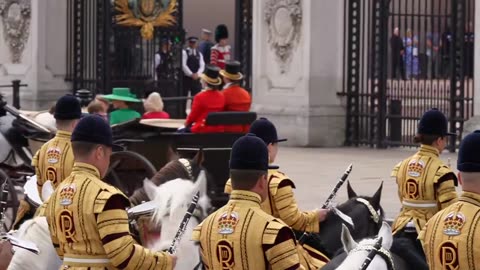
115;0;177;40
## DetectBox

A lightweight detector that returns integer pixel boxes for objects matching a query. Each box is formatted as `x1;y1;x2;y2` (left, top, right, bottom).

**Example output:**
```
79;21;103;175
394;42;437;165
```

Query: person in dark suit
390;27;406;80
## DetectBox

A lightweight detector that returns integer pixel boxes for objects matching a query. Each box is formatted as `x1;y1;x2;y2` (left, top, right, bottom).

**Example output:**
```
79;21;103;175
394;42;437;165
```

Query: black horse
298;181;385;259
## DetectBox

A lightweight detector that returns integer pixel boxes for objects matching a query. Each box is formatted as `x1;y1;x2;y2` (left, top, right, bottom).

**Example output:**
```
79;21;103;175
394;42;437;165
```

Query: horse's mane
148;178;197;225
151;160;192;186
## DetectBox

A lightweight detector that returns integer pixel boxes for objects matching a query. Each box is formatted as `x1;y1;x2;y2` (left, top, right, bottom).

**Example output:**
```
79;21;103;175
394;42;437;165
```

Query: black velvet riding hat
72;114;113;147
418;108;456;136
458;130;480;172
230;134;278;171
54;94;82;120
249;117;287;145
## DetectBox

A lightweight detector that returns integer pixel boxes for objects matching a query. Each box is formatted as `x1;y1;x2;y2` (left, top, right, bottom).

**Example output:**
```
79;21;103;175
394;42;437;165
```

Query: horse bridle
178;158;193;179
356;198;381;225
353;237;395;270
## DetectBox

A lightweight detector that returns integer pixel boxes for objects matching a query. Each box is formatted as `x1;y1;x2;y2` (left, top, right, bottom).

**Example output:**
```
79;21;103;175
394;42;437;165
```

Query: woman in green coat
103;88;141;125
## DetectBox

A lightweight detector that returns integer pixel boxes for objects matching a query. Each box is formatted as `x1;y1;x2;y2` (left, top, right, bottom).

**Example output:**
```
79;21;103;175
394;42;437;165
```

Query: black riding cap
230;134;278;171
54;94;82;120
249;117;287;145
417;108;456;137
458;130;480;172
72;114;113;147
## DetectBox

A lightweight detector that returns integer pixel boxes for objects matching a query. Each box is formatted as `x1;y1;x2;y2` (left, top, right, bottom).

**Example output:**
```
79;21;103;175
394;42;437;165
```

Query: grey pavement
275;146;460;220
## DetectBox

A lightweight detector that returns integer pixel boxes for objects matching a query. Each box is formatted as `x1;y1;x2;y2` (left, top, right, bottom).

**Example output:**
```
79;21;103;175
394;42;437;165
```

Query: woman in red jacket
181;65;225;133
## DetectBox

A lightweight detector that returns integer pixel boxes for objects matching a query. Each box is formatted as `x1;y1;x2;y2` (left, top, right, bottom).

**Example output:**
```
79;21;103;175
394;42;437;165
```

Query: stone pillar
252;0;345;146
0;0;70;110
463;1;480;134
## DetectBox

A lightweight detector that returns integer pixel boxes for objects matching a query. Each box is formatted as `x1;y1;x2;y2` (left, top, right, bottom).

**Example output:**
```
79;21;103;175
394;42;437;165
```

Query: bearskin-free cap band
418;108;456;137
249;117;287;145
54;94;82;120
230;134;278;171
458;130;480;172
72;115;113;147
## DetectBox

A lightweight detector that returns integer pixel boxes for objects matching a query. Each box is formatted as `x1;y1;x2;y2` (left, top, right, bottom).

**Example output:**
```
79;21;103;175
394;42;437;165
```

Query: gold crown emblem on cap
59;184;76;206
407;159;425;177
443;212;466;236
218;211;239;235
46;147;62;164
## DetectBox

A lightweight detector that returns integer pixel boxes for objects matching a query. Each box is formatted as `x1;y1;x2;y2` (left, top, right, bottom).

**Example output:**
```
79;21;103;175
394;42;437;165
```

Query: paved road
275;146;460;220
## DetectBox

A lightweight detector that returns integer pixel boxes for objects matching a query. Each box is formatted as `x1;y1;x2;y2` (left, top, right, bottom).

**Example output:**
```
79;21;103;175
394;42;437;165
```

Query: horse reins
353;237;395;270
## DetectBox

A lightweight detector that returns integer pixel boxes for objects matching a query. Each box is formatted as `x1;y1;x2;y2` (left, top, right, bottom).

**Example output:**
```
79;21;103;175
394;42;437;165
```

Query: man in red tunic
221;60;252;133
210;24;231;70
183;65;225;133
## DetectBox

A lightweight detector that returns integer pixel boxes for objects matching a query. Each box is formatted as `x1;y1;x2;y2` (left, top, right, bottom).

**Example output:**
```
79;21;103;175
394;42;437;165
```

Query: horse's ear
193;148;205;166
166;146;179;162
370;181;383;209
341;224;357;252
378;221;393;249
143;178;158;201
347;181;358;199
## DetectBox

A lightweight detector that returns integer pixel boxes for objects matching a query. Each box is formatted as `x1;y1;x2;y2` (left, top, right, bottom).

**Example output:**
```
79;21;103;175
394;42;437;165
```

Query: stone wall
252;0;346;147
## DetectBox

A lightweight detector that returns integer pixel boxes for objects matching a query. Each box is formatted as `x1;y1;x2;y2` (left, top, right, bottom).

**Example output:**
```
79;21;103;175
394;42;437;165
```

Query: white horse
142;172;210;270
7;216;61;270
6;175;209;270
336;222;394;270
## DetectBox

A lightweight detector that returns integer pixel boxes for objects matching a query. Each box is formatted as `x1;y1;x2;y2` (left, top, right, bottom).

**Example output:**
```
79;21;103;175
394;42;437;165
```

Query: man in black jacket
390;27;406;80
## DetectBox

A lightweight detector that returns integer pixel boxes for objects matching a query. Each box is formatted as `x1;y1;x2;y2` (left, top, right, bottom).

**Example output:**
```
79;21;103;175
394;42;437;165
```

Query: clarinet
0;181;9;236
167;191;200;254
359;237;383;270
298;163;353;244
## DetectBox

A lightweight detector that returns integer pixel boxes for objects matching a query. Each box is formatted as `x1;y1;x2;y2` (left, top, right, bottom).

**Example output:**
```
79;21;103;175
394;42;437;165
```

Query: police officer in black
182;36;205;116
155;38;173;81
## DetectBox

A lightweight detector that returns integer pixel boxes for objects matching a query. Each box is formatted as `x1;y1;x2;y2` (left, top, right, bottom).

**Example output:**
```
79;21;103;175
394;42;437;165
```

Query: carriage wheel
0;169;19;232
104;151;157;197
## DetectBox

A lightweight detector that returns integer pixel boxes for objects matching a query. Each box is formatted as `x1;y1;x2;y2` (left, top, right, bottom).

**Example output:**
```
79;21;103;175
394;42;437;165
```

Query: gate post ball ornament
115;0;177;40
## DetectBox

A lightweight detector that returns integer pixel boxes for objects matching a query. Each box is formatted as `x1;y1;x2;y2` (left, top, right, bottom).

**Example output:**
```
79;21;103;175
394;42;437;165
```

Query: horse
321;222;410;270
6;216;61;270
139;174;210;270
299;181;385;259
129;149;208;206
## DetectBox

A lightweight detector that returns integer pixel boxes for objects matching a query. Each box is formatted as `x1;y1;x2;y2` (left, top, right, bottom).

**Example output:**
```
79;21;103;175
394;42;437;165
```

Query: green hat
103;88;141;103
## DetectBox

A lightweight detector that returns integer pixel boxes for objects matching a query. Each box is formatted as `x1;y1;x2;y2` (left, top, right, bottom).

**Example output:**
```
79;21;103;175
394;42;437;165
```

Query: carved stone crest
0;0;31;63
264;0;302;73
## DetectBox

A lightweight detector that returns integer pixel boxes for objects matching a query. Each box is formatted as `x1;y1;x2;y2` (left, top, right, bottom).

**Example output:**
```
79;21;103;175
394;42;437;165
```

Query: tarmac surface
275;146;461;220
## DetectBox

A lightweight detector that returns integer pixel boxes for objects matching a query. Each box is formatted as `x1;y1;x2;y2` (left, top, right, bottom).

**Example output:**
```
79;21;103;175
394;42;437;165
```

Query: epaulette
269;171;295;196
262;220;287;245
391;161;402;177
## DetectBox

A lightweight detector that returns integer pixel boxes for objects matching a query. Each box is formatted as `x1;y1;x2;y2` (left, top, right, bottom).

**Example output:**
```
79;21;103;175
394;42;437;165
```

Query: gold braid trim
265;239;301;269
275;185;320;233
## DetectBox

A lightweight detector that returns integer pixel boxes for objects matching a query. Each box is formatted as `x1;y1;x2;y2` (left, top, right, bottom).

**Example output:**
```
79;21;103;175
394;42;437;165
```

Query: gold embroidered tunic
14;131;76;228
44;162;173;270
391;144;458;234
225;169;320;233
419;192;480;270
192;190;304;270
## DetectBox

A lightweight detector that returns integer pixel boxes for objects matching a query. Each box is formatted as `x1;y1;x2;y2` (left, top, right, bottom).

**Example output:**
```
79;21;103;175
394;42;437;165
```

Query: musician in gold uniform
193;134;304;269
13;95;81;229
391;109;458;262
224;118;328;268
43;115;175;269
420;130;480;270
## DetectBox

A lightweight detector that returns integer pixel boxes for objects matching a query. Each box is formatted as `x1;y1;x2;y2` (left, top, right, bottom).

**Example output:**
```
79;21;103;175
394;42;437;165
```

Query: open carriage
0;92;257;235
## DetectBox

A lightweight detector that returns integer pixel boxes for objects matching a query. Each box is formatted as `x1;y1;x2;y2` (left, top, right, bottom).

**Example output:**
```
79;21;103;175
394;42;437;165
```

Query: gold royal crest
115;0;177;40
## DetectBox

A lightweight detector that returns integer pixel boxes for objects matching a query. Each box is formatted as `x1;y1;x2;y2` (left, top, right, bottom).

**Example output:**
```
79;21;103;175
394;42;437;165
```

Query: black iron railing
0;80;28;109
